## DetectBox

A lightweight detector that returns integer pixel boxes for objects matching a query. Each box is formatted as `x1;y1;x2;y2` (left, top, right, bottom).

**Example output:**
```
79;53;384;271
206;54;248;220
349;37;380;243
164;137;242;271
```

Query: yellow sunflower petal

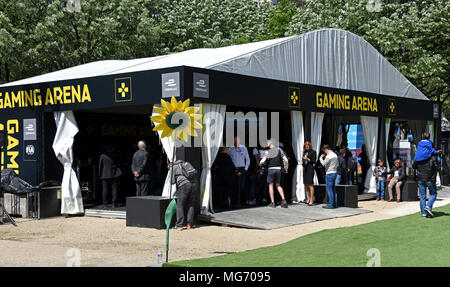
151;115;165;123
182;99;190;110
153;124;165;131
154;106;168;116
161;99;172;113
161;126;173;138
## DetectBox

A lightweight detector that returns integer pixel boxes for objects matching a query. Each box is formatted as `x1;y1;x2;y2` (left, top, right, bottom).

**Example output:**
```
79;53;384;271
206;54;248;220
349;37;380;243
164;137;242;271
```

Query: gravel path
1;188;449;267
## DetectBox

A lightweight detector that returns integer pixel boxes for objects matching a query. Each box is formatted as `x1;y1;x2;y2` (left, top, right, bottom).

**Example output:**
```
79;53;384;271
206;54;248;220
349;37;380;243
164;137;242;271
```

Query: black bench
313;184;358;208
384;181;418;201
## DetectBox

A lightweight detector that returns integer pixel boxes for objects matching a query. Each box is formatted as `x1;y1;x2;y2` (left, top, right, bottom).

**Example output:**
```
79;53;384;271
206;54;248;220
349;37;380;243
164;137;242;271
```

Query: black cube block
126;196;176;229
384;181;418;201
312;184;358;208
337;185;358;208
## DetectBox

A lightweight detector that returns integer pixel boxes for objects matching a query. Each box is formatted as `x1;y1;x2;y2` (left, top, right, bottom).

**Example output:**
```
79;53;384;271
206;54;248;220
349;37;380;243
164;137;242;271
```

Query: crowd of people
98;130;441;228
212;136;292;210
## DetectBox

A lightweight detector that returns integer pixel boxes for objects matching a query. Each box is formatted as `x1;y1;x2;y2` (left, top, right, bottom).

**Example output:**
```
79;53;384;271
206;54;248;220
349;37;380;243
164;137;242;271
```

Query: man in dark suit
131;141;152;196
99;145;122;207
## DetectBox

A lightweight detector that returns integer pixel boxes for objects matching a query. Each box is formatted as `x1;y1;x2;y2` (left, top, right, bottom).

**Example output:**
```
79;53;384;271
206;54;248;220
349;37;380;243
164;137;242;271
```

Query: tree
0;0;167;84
158;0;271;52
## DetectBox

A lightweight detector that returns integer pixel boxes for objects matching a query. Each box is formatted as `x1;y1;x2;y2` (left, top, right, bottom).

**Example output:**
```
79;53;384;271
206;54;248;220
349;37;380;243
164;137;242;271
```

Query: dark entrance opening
211;106;295;212
55;105;166;208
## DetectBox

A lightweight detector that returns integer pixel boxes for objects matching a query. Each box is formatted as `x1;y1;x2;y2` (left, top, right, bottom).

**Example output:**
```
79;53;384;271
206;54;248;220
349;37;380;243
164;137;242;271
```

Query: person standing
131;140;152;196
302;141;316;206
360;144;369;186
336;149;347;185
169;160;197;230
99;145;122;207
387;160;406;202
373;159;387;201
254;147;268;204
320;145;339;209
212;147;235;209
341;143;354;184
260;140;289;208
413;132;441;218
228;136;250;207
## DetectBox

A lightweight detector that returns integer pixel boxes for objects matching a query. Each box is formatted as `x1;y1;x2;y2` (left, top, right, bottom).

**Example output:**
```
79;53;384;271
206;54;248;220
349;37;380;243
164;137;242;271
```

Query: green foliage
158;0;271;52
265;0;297;38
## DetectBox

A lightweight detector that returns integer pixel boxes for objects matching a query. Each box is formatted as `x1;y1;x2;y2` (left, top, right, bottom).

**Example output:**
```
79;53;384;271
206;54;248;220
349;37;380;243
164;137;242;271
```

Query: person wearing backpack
169;160;198;230
259;140;289;208
413;132;441;218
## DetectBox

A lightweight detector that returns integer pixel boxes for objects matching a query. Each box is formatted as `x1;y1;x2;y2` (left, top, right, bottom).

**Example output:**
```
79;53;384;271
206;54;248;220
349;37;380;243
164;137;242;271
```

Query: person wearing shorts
259;140;289;208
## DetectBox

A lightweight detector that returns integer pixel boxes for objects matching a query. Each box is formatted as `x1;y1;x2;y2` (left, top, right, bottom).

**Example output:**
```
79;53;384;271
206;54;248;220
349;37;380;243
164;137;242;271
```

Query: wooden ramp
199;203;371;230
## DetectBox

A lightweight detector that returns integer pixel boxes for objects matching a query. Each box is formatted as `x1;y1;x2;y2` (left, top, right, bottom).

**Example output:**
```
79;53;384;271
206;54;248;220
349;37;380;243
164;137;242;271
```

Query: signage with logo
193;73;209;98
162;72;180;98
23;118;37;140
114;77;132;102
288;87;301;108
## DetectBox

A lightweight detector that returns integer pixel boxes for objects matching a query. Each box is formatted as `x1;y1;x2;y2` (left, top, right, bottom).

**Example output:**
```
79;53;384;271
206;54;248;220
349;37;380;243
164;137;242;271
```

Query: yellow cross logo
118;82;129;98
390;102;395;113
291;91;299;104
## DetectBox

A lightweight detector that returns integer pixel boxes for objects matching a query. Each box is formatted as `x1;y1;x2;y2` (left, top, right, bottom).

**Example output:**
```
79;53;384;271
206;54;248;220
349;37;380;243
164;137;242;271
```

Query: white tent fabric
311;112;324;185
52;111;83;214
291;111;305;201
152;108;177;198
385;118;391;169
361;116;378;193
1;29;428;103
200;104;226;215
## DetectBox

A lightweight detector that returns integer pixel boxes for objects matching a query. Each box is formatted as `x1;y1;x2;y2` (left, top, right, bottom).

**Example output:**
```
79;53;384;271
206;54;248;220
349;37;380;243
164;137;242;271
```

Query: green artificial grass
165;204;450;267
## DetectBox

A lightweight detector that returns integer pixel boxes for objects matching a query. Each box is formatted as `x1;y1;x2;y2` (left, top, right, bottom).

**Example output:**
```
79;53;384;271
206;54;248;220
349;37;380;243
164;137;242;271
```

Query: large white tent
1;29;431;213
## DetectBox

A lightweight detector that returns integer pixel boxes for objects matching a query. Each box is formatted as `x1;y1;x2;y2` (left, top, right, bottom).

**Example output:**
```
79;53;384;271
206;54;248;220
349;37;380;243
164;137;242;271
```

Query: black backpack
180;161;198;181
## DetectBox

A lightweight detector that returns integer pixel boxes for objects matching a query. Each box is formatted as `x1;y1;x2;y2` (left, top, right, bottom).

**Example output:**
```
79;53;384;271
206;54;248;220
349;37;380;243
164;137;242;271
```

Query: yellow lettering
352;96;357;110
363;97;367;111
316;92;323;107
72;85;81;103
373;99;378;112
6;151;19;169
357;97;363;111
54;87;63;104
323;93;329;108
345;95;350;110
7;120;18;133
4;92;11;108
330;94;336;108
81;84;92;102
24;90;33;107
7;136;19;150
45;88;54;105
0;92;3;109
34;89;42;106
63;86;71;104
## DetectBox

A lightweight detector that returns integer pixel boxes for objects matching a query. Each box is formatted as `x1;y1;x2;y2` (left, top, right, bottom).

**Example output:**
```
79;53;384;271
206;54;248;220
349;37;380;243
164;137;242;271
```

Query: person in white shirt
227;136;250;207
319;144;339;209
259;140;289;208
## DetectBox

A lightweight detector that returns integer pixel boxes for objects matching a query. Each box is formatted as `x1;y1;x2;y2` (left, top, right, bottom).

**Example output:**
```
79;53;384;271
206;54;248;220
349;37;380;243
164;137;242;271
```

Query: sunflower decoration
151;96;202;142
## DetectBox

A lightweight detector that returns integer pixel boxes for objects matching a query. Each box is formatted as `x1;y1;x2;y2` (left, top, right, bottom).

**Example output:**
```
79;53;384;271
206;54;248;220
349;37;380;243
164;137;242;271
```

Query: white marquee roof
1;29;428;101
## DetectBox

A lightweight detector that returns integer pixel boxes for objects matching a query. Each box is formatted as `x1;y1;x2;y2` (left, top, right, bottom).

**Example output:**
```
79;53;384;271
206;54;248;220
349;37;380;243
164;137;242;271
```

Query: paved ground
1;186;450;267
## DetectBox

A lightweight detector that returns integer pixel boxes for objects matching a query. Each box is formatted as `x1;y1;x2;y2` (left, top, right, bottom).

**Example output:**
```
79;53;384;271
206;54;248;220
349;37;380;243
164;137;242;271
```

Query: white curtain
361;116;378;193
52;111;83;215
152;108;177;197
291;111;305;201
385;118;391;169
200;104;226;215
311;112;324;185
